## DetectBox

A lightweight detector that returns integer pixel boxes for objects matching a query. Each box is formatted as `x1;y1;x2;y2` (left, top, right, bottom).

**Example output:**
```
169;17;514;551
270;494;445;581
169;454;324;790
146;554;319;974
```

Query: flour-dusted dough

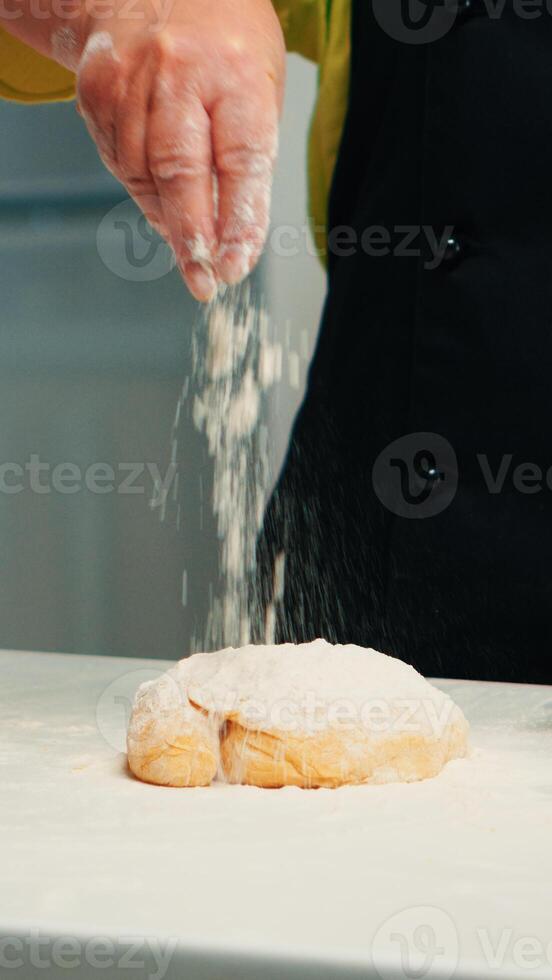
220;720;468;789
127;640;469;789
127;670;219;787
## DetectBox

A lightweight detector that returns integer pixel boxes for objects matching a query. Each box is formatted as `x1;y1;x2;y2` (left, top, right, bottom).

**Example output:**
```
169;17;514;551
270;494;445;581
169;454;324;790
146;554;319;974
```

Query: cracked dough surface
127;640;469;789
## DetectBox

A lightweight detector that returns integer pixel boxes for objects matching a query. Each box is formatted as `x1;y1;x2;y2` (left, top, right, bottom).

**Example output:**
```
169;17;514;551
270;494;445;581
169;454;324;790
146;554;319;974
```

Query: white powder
190;639;458;726
186;235;212;269
50;27;79;71
164;263;310;649
172;282;283;649
226;369;260;439
264;549;285;641
79;31;119;69
206;302;235;380
136;639;467;743
258;342;282;388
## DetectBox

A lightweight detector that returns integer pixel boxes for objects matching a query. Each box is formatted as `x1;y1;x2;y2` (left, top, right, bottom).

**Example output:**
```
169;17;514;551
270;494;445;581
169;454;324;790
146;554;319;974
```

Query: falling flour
166;282;284;650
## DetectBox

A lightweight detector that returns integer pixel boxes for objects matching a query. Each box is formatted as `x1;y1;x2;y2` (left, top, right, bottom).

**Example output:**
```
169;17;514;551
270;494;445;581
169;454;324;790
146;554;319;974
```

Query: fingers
147;74;218;302
78;33;279;302
80;42;170;276
212;86;278;285
114;52;167;239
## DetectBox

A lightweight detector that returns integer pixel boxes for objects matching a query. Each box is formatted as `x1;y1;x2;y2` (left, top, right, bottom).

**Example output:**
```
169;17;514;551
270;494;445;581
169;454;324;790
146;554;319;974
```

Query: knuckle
125;175;156;194
217;146;274;179
148;29;176;64
223;224;266;249
217;35;258;69
149;151;209;183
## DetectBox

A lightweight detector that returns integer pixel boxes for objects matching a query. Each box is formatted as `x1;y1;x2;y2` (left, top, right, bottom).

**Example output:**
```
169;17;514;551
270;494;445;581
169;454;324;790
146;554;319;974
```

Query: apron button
425;467;445;482
443;236;464;264
448;0;485;17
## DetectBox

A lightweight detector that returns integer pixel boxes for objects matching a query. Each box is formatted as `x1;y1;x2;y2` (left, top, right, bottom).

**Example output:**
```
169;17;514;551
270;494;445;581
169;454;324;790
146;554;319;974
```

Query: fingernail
217;245;251;286
183;261;217;303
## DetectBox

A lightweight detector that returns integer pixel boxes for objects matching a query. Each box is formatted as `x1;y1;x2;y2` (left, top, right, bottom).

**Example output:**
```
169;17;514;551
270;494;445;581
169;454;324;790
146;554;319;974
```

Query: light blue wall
0;100;219;659
0;61;319;660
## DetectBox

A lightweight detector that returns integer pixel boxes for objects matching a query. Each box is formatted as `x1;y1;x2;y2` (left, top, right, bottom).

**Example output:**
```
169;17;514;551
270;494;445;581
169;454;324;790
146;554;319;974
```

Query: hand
76;0;285;301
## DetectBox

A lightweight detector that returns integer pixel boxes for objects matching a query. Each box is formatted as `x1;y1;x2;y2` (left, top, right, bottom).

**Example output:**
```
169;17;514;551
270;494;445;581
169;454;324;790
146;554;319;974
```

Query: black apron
256;0;552;683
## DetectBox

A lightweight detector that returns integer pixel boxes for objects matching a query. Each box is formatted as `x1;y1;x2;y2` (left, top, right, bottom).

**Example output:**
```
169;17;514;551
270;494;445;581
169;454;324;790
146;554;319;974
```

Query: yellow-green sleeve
0;27;75;102
271;0;326;63
0;0;324;106
307;0;350;259
0;0;327;100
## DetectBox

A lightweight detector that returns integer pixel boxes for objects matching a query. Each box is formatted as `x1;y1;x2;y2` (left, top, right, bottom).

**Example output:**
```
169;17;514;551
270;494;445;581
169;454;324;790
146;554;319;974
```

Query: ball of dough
127;668;219;787
127;640;469;789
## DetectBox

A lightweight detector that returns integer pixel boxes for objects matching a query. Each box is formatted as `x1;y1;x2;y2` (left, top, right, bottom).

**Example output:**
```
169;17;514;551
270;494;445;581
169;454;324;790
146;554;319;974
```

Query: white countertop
1;650;551;979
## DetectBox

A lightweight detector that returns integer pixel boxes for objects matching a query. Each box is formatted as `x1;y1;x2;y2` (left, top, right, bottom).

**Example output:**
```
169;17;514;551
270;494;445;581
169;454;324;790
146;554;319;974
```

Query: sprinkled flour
79;31;119;68
176;638;465;737
163;282;284;650
50;27;79;71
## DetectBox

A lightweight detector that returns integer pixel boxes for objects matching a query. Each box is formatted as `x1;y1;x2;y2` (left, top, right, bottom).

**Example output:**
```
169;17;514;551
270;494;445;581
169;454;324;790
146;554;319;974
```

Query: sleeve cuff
0;28;75;102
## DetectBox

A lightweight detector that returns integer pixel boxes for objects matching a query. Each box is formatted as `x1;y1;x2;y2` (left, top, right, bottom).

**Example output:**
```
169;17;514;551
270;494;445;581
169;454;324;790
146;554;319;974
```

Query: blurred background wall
0;54;325;659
